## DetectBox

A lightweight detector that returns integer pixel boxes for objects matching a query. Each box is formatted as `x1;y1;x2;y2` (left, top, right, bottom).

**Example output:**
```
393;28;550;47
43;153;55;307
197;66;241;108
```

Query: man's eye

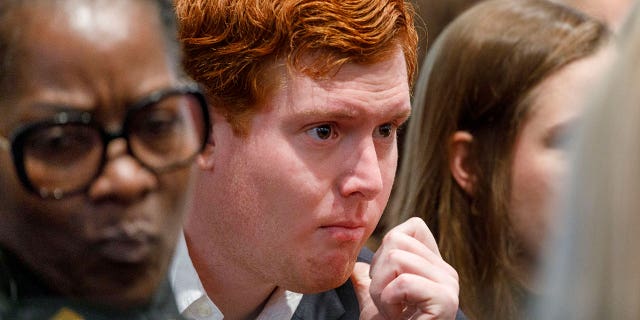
374;123;394;138
306;124;335;140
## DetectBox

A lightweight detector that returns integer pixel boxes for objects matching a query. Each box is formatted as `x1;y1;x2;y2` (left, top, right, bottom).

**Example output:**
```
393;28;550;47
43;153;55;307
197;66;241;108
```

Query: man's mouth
320;223;366;242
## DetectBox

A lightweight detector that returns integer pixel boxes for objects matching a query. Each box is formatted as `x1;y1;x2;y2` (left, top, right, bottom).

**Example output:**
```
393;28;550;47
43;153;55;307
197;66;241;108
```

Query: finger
389;217;440;256
373;249;458;288
369;250;458;308
380;273;459;320
351;262;384;320
372;232;457;280
351;261;372;305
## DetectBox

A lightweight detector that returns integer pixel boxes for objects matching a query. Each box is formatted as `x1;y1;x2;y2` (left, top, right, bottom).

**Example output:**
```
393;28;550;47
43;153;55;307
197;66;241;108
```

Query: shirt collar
169;231;303;319
170;232;223;318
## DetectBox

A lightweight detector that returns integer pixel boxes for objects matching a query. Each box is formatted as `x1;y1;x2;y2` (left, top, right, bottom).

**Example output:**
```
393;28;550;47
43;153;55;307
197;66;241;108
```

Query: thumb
352;262;372;303
351;262;381;319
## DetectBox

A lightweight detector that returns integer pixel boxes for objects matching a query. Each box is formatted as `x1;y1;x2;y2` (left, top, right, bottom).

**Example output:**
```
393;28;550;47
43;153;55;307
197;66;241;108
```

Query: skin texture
508;47;614;283
353;217;460;320
0;0;192;309
186;47;412;319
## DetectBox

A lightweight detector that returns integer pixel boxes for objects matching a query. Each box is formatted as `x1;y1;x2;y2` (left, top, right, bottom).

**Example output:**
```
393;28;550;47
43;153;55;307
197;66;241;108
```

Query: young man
170;0;461;319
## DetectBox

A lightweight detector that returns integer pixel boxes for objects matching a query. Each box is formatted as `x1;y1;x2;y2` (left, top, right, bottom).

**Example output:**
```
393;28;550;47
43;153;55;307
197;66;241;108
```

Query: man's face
190;47;410;293
0;1;195;307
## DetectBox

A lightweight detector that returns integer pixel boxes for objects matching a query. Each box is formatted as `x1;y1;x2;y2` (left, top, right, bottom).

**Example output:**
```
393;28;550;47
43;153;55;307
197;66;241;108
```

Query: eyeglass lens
128;93;205;170
24;124;102;196
19;92;206;198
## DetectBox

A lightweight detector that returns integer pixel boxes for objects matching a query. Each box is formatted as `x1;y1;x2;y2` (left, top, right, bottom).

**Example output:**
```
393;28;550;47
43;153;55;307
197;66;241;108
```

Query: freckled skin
186;47;411;314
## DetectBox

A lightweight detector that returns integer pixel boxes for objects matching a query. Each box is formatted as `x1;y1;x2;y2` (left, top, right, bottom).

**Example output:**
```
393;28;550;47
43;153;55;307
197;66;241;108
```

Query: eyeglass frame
0;83;211;199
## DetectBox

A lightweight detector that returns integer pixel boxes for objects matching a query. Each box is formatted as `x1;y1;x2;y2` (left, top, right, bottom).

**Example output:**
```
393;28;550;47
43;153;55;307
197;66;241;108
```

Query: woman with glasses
0;0;209;318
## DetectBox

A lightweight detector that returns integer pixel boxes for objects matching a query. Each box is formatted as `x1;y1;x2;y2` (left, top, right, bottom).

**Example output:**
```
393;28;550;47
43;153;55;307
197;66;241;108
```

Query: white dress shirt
170;232;303;320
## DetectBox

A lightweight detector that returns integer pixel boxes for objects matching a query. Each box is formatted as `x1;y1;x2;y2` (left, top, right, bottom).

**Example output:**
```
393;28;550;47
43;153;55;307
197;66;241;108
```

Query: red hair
175;0;417;134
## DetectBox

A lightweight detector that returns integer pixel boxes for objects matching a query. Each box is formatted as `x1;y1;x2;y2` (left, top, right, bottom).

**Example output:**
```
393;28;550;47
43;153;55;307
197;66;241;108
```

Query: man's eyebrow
295;108;360;119
293;104;411;121
393;107;412;121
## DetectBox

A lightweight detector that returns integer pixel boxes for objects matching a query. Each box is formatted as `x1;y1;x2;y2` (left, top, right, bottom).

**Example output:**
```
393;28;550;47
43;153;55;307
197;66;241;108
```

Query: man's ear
449;131;475;195
197;129;215;171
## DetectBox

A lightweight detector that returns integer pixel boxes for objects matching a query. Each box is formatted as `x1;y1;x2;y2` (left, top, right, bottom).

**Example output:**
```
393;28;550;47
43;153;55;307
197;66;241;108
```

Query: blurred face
561;0;633;30
190;48;410;293
0;0;196;308
509;48;613;268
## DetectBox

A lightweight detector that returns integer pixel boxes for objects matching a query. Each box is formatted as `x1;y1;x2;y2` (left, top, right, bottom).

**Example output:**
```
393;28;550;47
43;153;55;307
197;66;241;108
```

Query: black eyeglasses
0;84;210;199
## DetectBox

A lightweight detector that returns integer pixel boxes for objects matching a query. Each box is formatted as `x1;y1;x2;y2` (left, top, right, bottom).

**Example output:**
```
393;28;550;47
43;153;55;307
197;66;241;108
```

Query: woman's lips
96;235;156;263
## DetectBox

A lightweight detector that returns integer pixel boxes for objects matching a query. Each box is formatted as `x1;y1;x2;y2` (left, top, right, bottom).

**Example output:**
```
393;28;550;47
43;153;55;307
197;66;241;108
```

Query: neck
184;229;277;320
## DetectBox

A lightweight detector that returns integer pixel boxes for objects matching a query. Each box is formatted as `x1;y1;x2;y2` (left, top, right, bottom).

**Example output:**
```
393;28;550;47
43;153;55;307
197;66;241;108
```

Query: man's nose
338;138;384;200
88;139;157;202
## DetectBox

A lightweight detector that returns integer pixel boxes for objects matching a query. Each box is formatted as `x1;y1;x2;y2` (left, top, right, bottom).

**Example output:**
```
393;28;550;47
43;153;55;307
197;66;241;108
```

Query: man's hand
351;217;459;320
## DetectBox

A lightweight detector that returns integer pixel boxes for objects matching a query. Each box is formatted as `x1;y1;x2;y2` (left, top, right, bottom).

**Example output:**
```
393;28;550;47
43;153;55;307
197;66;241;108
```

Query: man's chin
289;260;355;294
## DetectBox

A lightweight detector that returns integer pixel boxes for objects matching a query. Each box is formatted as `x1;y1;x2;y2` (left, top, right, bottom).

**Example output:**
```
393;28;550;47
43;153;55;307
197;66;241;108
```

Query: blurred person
0;0;210;318
370;0;484;248
170;0;462;319
533;5;640;320
385;0;612;319
557;0;635;30
411;0;483;65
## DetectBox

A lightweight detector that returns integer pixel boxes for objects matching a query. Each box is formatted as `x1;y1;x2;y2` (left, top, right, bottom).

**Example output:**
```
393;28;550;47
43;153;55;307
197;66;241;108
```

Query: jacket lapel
292;287;346;320
290;248;373;320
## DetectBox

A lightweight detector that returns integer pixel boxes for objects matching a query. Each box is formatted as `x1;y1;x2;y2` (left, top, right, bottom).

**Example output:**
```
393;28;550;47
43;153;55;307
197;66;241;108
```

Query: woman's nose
87;138;157;202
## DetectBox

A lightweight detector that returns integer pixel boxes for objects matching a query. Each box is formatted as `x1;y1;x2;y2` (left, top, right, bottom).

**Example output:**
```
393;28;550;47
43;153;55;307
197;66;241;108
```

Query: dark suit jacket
291;248;467;320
